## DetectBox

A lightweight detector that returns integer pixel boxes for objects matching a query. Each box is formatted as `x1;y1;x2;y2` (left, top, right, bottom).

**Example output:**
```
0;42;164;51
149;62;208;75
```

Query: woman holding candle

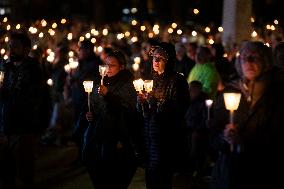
137;42;190;189
210;41;284;189
76;50;142;189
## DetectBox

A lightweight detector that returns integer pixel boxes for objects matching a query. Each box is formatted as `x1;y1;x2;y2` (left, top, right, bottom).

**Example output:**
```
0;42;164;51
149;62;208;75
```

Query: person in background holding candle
137;42;190;189
69;40;102;122
75;50;143;189
210;41;284;189
0;32;46;189
185;80;211;179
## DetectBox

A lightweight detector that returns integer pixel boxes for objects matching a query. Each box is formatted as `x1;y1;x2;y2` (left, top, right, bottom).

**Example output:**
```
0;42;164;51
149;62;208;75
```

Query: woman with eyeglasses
210;41;284;189
137;42;190;189
75;50;143;189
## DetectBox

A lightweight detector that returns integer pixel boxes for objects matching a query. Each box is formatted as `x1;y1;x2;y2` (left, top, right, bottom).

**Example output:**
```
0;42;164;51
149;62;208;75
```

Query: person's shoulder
25;56;40;67
172;72;187;83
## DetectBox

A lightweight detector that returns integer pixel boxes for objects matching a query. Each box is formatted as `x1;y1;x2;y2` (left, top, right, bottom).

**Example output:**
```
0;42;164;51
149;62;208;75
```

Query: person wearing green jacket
187;46;220;99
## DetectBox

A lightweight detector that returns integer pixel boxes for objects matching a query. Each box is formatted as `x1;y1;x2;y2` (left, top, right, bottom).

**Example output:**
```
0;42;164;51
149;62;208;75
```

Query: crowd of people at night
0;16;284;189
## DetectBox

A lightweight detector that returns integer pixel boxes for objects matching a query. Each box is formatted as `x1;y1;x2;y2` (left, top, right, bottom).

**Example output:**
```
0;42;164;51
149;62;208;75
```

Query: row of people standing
1;31;283;189
76;40;284;189
0;32;50;189
74;42;191;189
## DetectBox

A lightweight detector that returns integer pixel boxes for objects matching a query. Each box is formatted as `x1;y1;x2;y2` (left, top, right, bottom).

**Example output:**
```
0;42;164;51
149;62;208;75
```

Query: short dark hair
103;47;113;55
107;50;126;66
10;32;31;49
196;46;212;64
189;80;203;90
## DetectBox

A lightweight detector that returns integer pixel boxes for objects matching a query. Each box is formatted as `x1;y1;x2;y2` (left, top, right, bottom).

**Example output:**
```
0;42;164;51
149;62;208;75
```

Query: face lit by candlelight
240;50;262;81
152;50;167;74
105;56;124;77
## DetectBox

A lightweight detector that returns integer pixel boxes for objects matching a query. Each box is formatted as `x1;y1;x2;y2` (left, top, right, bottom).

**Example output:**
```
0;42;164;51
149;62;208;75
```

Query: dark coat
175;55;195;79
138;72;190;170
0;57;46;134
76;69;142;164
70;55;101;117
210;68;284;189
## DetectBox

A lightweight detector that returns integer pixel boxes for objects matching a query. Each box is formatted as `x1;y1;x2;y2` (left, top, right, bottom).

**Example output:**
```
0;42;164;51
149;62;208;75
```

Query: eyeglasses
153;56;167;62
240;55;261;63
106;64;119;68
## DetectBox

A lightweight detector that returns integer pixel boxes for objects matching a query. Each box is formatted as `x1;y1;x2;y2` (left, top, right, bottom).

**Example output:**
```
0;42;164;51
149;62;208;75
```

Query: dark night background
1;0;282;26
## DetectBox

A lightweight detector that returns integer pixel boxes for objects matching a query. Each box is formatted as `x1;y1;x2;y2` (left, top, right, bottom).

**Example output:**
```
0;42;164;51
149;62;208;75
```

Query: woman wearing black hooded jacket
75;50;142;189
137;42;190;189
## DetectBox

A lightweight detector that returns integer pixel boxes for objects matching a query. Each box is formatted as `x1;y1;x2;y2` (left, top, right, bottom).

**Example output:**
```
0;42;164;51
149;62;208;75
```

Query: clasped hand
86;111;93;122
223;123;239;146
98;85;108;96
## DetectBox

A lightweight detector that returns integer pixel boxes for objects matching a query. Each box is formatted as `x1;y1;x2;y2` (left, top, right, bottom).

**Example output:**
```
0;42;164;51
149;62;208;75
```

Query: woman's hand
86;111;94;122
137;93;147;104
98;85;108;96
223;123;239;146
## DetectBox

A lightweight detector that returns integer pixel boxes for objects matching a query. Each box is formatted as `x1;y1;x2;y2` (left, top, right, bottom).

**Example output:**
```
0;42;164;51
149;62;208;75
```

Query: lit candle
133;79;144;94
143;80;153;93
69;59;79;70
223;93;241;124
83;81;93;112
132;63;139;71
205;99;213;120
64;64;71;74
134;57;141;64
0;71;5;84
223;92;241;152
47;78;53;86
99;65;109;85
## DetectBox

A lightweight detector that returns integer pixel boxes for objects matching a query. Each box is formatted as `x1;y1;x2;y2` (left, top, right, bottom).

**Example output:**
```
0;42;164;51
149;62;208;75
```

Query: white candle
143;80;153;93
223;93;241;124
99;65;109;85
83;81;93;112
205;99;213;120
133;79;144;94
0;71;4;84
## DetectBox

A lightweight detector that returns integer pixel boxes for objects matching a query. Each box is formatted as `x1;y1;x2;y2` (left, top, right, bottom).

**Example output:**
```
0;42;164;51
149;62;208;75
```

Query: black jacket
76;69;143;163
0;57;46;134
138;71;190;170
210;67;284;189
